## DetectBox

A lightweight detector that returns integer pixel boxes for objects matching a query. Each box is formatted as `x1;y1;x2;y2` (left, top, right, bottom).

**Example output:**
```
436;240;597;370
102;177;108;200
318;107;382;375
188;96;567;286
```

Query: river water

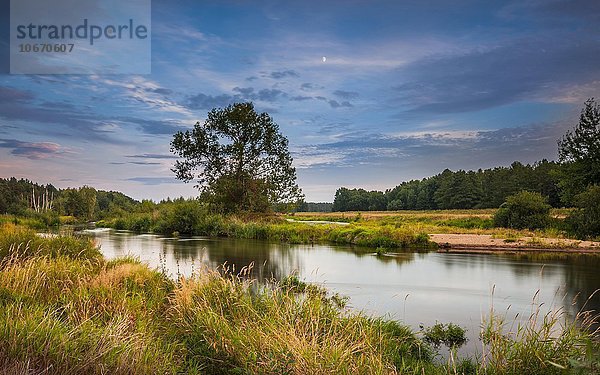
87;229;600;356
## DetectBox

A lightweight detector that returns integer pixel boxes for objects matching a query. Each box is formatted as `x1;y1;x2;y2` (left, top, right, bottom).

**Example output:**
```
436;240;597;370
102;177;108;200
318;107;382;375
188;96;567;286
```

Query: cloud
233;87;255;96
234;87;286;102
270;70;299;79
333;90;359;99
145;87;173;95
126;153;179;159
185;87;286;110
394;36;600;114
185;93;241;110
0;86;34;102
499;0;600;24
0;138;70;160
328;100;353;108
301;83;322;91
116;117;187;135
0;87;114;141
256;88;285;102
129;161;162;165
290;95;313;101
294;121;567;171
98;76;191;116
127;177;180;185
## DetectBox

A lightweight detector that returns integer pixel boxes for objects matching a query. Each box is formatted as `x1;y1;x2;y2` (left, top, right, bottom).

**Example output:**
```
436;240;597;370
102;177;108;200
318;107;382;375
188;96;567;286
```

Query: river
87;228;600;356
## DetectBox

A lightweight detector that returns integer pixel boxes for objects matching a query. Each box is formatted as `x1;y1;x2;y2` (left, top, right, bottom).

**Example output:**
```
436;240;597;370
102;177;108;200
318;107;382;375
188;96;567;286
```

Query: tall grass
480;289;599;374
169;266;437;374
0;223;101;261
0;225;597;374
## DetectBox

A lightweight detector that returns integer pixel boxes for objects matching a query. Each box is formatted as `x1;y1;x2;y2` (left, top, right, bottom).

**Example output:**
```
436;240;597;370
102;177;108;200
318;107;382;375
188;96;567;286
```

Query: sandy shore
429;233;600;254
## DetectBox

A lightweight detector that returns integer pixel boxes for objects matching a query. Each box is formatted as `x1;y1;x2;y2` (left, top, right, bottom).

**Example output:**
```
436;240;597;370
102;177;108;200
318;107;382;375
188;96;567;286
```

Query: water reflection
89;229;600;354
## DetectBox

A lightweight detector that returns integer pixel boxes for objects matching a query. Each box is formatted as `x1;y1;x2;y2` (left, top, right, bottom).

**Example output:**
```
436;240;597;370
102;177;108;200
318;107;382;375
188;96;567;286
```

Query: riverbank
292;209;600;253
430;233;600;254
96;210;436;250
0;223;598;374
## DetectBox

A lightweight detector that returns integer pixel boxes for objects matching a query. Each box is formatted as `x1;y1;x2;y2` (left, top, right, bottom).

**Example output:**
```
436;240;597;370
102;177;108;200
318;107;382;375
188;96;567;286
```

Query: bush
567;185;600;239
152;200;200;235
493;191;551;230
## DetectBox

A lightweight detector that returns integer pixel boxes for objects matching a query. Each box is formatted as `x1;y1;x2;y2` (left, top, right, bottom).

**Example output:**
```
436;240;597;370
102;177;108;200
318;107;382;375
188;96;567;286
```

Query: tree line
333;160;560;211
333;98;600;213
0;177;137;221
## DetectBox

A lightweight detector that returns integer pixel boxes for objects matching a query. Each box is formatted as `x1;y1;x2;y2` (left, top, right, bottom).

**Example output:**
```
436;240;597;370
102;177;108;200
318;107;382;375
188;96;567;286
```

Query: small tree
558;98;600;204
567;185;600;239
493;191;551;230
171;103;303;213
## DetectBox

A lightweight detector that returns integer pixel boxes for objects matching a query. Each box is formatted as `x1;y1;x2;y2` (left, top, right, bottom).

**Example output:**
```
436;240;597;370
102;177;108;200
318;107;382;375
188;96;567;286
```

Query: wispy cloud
394;36;600;114
0;139;73;160
269;70;299;79
127;177;180;185
126;153;179;159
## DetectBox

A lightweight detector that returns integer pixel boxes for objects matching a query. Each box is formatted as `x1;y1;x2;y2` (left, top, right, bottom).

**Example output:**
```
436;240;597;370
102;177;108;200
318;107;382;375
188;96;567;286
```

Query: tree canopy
170;102;303;213
558;98;600;203
332;160;560;212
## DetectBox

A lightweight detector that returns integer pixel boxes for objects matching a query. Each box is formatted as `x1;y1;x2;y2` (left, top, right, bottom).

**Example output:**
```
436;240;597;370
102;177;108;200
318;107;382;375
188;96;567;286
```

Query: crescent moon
322;56;327;62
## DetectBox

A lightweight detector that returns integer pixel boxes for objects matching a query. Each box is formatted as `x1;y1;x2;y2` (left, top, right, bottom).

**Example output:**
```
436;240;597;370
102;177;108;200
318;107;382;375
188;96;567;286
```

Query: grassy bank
96;205;434;249
0;224;598;374
289;209;584;240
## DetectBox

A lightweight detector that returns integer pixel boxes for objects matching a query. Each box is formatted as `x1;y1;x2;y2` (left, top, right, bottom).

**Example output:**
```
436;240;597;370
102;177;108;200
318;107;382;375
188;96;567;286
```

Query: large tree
170;102;303;213
558;98;600;204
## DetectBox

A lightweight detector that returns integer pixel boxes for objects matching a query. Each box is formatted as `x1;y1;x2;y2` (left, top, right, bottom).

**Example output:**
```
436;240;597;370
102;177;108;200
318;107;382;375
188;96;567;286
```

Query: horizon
1;0;599;202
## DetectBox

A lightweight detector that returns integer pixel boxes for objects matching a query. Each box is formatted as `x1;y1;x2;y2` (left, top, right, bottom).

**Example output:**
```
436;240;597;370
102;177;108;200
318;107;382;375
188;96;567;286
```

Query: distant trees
171;103;303;213
0;177;140;222
0;178;59;215
333;160;561;212
332;188;387;211
295;202;333;212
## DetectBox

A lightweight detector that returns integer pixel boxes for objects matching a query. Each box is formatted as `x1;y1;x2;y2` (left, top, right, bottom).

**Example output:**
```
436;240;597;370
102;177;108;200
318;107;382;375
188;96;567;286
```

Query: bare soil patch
430;233;600;254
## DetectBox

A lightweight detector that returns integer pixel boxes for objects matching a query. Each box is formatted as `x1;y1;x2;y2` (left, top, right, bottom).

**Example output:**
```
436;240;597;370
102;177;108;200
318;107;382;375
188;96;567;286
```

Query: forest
332;160;560;211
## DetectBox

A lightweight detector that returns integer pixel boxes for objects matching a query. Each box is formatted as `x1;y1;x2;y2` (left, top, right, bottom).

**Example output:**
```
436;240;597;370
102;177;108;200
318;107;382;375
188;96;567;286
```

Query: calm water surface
88;229;600;355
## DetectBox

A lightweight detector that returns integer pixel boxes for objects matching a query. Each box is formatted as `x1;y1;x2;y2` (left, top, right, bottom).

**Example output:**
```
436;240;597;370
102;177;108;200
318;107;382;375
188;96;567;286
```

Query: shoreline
430;233;600;254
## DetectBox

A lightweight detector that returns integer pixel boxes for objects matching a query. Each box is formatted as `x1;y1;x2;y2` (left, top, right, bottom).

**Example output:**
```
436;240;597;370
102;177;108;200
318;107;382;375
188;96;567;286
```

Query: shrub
422;322;467;349
493;191;551;230
567;185;600;239
154;200;205;235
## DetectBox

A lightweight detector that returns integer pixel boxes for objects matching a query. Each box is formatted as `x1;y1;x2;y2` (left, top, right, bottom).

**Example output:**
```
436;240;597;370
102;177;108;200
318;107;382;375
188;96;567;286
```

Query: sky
0;0;599;202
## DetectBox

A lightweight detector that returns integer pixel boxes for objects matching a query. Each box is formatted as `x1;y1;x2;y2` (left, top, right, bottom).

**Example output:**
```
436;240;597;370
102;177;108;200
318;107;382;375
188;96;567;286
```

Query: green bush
567;185;600;239
154;200;205;235
493;191;551;230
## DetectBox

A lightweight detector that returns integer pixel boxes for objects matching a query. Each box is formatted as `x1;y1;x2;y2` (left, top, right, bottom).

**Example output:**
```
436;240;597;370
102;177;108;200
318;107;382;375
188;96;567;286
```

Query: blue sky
0;0;599;201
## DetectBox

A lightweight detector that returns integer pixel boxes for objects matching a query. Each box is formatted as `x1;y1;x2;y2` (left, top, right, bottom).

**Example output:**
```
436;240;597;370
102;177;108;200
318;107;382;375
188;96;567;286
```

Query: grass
1;224;597;374
291;209;594;245
98;212;436;250
480;289;600;374
0;225;440;374
0;223;101;260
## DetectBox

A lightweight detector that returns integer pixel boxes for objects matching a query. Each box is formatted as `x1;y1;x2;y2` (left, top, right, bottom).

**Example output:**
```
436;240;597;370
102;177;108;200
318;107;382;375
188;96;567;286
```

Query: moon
322;56;327;62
